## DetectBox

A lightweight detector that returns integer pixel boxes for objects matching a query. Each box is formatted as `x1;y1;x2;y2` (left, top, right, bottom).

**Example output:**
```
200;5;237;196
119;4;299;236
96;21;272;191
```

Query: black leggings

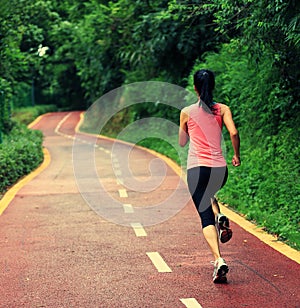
187;166;228;228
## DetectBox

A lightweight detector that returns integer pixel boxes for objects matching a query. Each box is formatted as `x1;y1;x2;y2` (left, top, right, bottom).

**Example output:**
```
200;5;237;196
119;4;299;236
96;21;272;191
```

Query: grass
11;104;57;125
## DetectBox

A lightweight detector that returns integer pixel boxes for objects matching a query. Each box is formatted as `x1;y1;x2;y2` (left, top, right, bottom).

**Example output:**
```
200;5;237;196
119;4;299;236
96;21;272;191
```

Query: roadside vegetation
0;123;43;196
0;105;56;198
0;0;299;249
11;104;57;126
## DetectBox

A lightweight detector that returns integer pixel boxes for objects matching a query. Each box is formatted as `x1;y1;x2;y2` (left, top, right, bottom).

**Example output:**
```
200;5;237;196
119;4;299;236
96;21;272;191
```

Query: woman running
179;69;240;283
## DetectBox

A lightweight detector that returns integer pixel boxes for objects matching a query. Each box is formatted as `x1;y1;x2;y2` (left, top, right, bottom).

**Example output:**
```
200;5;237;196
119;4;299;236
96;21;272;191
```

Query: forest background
0;0;299;249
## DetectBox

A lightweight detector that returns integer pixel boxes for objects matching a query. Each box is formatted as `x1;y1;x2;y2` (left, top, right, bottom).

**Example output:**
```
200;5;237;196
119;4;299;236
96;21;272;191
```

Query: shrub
0;123;43;195
11;104;57;125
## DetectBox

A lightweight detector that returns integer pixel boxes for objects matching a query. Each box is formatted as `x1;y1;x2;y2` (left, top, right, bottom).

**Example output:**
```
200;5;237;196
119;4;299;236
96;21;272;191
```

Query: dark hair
193;69;215;112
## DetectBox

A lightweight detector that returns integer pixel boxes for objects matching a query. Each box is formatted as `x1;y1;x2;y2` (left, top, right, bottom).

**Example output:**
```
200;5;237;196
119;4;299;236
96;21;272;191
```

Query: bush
0;104;56;197
11;104;57;125
0;123;44;195
0;78;13;134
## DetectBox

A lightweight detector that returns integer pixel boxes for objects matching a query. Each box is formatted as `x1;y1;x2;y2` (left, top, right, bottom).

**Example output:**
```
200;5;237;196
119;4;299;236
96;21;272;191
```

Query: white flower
37;44;49;57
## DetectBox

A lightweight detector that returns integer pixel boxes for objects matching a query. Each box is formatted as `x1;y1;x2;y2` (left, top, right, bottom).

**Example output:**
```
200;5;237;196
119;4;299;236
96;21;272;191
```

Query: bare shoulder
218;103;231;116
181;105;190;112
180;105;190;117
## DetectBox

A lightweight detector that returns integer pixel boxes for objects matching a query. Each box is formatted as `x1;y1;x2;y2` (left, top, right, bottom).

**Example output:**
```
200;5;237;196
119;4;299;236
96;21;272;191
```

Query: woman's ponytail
193;69;215;112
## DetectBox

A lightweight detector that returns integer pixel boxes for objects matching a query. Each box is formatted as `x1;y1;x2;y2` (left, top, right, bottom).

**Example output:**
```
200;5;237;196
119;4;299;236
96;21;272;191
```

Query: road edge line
0;116;51;216
77;111;300;264
220;204;300;264
27;113;51;129
0;148;51;216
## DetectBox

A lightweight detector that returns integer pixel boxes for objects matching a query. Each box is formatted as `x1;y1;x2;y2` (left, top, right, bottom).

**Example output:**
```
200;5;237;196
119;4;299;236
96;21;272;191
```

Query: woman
179;69;240;283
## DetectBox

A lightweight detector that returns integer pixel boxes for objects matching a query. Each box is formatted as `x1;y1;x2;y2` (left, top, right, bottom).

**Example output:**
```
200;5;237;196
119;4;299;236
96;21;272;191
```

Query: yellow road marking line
146;252;172;273
123;204;134;213
76;111;300;264
118;189;128;198
0;148;51;216
220;204;300;264
75;112;85;132
1;114;51;215
27;113;50;129
131;223;147;237
180;298;203;308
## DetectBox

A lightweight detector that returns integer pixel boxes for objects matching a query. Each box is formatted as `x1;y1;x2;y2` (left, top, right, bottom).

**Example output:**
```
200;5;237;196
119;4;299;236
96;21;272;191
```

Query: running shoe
216;213;232;243
212;257;229;283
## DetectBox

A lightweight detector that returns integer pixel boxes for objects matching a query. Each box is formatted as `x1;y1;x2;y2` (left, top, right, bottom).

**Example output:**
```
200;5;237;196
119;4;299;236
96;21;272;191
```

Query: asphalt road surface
0;111;299;308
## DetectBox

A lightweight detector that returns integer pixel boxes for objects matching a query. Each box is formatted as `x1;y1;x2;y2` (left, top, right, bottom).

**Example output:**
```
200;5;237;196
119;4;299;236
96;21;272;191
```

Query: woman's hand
232;155;241;167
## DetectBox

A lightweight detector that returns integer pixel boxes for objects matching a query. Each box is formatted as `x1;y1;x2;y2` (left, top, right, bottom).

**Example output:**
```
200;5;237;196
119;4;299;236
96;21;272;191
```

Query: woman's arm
178;109;189;147
222;105;241;166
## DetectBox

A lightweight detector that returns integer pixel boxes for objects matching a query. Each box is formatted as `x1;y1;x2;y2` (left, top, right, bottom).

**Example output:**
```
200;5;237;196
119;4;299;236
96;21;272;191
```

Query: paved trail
0;112;299;308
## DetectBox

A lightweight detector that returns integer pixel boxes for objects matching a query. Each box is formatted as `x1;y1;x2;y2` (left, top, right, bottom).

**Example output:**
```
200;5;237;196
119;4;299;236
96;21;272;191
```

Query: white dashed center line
123;204;134;213
146;252;172;273
131;223;147;237
56;114;204;307
118;189;128;198
115;169;122;176
180;298;203;308
113;162;120;168
117;179;124;185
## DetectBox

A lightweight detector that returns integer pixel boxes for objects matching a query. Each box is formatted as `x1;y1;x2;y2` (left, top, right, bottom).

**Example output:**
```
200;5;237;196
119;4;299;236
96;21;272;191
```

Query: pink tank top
186;103;226;169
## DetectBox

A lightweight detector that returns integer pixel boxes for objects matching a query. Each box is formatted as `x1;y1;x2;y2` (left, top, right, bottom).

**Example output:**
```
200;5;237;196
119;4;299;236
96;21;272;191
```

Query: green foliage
0;78;13;136
12;104;57;125
0;103;54;196
0;123;44;195
137;137;181;163
119;1;219;85
0;94;13;135
207;0;300;111
194;2;299;248
186;38;299;249
1;0;299;249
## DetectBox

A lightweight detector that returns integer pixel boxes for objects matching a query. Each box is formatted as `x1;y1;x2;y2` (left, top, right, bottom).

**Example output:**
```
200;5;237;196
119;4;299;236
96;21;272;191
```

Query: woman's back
185;102;226;169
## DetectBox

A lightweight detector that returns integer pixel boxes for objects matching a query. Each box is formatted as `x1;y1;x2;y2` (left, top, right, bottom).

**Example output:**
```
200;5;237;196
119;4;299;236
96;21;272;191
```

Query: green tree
186;0;300;248
208;0;300;124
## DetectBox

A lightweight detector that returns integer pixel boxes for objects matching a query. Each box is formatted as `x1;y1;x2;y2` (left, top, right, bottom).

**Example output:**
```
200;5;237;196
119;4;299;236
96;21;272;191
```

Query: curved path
0;112;299;308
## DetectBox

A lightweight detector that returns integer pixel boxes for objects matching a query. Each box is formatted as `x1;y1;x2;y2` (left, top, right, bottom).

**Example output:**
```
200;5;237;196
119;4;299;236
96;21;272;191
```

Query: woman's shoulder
181;102;198;113
216;103;231;116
